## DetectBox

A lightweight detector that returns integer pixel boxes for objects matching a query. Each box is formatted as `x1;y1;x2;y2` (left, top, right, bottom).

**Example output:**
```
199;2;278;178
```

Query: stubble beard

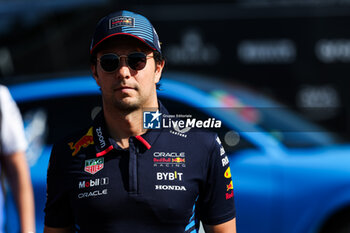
102;87;155;114
112;96;144;114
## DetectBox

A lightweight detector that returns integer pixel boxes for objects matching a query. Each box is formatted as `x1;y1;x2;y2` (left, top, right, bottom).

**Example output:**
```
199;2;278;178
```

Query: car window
212;89;344;148
168;73;344;148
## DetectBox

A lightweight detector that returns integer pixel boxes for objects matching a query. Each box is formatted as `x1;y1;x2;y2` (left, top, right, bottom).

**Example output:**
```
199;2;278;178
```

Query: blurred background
1;0;350;233
1;0;350;138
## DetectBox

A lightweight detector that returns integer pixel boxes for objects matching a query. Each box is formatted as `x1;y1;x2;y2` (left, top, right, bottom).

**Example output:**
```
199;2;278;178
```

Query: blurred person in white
0;84;35;233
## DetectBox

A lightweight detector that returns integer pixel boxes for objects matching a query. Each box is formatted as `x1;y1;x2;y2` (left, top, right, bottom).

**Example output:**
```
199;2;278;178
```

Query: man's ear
154;60;165;84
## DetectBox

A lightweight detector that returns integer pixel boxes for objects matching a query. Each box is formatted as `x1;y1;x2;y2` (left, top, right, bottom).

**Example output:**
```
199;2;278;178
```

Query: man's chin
113;100;141;113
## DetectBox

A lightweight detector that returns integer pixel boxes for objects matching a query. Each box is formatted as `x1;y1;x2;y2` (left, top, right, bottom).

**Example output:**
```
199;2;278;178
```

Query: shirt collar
92;100;168;157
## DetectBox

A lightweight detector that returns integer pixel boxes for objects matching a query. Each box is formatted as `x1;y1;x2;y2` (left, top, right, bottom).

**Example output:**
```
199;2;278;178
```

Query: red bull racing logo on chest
68;127;94;156
153;152;186;167
84;158;104;175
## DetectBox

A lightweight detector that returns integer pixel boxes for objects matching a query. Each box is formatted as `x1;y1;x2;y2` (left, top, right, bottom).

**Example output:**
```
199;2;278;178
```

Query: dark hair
153;51;165;90
90;51;165;90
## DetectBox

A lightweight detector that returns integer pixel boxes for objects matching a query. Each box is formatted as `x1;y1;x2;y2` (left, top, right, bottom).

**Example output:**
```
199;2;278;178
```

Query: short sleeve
198;134;236;225
44;143;74;227
0;85;27;155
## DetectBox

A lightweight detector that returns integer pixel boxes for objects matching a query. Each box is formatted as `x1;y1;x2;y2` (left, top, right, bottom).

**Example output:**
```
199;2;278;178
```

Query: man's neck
103;102;158;149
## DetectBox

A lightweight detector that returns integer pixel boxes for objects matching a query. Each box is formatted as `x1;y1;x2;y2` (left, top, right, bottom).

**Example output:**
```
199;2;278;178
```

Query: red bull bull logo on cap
68;127;94;156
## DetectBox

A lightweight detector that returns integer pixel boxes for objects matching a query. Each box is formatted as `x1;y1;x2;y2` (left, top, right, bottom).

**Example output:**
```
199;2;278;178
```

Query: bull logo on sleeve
68;127;94;156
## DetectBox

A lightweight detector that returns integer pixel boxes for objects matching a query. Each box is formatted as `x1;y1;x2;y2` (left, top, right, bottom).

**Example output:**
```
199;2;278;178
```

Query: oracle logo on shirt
153;152;185;157
78;189;108;199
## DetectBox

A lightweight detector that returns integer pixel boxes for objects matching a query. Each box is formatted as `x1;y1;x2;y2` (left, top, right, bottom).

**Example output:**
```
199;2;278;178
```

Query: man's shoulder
161;126;218;149
55;125;93;144
188;128;217;141
52;125;95;156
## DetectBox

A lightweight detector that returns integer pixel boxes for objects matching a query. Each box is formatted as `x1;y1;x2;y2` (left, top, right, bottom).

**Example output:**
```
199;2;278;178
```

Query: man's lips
115;86;135;91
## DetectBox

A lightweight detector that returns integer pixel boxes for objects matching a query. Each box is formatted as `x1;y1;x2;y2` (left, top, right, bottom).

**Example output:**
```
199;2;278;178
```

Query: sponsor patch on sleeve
68;127;94;156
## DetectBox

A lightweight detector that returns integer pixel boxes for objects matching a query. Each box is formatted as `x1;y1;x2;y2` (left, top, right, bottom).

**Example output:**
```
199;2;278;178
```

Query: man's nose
116;57;131;79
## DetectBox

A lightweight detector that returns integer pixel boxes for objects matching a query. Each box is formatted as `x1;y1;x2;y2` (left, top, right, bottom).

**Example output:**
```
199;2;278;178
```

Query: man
0;84;35;233
44;10;236;233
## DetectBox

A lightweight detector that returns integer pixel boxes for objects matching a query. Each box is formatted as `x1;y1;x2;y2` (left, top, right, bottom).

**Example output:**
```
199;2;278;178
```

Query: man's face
91;36;164;112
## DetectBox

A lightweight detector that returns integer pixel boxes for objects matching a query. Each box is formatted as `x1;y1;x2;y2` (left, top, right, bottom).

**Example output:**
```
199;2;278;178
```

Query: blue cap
90;10;162;54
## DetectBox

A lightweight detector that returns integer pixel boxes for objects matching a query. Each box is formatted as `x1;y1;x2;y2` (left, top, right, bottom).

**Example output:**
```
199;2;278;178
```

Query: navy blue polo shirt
44;102;235;233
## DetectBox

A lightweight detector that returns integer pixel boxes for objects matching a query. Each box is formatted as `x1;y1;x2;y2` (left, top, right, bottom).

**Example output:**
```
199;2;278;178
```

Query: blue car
5;72;350;233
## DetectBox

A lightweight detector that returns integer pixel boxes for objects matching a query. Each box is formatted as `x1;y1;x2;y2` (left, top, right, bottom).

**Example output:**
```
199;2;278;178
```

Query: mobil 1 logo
78;177;109;189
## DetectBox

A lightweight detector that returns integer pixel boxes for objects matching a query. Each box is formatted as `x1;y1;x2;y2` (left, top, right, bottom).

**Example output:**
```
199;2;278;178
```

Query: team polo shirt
44;102;235;233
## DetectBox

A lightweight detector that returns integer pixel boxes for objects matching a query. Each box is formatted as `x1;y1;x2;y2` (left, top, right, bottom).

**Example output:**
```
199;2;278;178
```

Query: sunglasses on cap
97;52;153;72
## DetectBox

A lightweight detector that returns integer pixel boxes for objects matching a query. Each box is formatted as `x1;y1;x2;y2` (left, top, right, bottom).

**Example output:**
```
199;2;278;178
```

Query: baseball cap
90;10;162;55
